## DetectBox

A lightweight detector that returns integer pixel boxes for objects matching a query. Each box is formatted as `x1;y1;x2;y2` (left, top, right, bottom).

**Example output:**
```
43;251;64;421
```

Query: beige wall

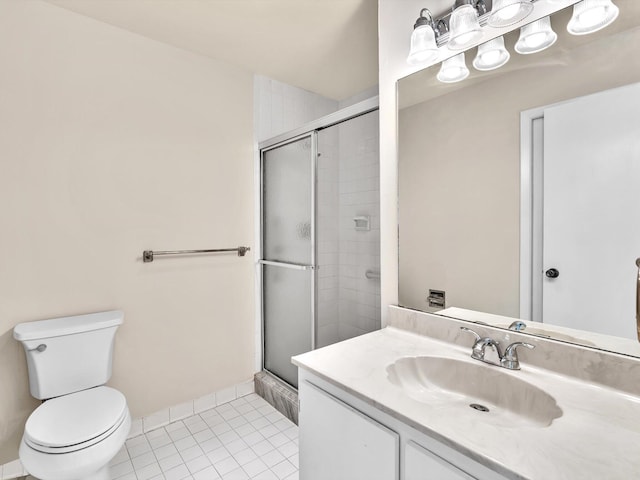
398;24;640;316
0;0;254;462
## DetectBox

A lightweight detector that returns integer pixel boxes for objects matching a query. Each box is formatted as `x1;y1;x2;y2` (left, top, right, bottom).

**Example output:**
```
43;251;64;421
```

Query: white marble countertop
293;326;640;480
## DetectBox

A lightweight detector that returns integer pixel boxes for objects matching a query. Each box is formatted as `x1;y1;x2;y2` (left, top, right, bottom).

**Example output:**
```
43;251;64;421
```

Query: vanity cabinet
299;370;508;480
299;380;399;480
405;441;475;480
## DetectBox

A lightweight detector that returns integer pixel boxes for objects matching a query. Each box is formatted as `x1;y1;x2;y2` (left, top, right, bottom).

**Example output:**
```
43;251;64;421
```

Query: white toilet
13;310;131;480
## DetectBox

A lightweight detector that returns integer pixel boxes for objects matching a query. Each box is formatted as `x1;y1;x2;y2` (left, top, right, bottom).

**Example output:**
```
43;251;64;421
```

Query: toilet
13;310;131;480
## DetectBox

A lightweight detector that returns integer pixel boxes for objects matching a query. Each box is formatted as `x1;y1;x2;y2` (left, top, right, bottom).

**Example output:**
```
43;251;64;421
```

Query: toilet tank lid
13;310;124;341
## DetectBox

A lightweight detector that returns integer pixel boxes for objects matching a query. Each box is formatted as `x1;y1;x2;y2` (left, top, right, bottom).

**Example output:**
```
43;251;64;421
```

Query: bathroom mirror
398;0;640;357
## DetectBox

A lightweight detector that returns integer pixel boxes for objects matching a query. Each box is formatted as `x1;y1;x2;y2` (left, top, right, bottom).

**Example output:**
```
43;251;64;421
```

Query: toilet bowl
20;387;131;480
14;311;130;480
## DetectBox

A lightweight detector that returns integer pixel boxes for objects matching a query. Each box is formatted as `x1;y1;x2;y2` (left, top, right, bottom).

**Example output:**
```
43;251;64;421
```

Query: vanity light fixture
407;8;440;65
437;53;470;83
488;0;534;27
410;0;622;83
514;16;558;54
567;0;619;35
448;0;485;51
473;36;511;70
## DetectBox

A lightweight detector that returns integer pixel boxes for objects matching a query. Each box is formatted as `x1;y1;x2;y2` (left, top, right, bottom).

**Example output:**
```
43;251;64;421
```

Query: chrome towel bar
143;246;250;263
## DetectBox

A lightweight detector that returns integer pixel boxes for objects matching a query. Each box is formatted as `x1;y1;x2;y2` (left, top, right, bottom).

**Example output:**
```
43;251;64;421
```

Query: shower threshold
255;370;299;425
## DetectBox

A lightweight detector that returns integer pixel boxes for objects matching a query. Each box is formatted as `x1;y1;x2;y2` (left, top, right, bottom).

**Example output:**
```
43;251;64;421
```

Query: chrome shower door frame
259;132;318;387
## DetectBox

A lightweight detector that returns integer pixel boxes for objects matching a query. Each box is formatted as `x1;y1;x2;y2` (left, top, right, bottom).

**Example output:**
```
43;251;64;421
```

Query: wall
378;0;425;326
254;75;338;143
0;0;254;463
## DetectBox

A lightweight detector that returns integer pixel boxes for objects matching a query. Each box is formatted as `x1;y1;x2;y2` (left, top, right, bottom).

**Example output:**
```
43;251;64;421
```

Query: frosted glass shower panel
263;136;313;265
263;265;313;388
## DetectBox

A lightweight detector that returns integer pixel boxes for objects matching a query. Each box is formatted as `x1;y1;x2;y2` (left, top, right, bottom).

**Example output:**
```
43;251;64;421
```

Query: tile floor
110;394;299;480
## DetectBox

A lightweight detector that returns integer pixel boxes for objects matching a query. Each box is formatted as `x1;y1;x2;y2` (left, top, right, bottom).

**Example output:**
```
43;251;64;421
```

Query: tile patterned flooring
110;394;299;480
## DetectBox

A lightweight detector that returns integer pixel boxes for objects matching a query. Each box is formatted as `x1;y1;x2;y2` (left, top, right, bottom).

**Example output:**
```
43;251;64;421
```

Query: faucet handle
508;321;527;332
501;342;535;370
459;326;481;342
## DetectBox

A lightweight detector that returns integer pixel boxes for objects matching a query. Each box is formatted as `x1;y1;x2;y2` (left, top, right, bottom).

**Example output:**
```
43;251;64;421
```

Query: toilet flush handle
28;344;47;352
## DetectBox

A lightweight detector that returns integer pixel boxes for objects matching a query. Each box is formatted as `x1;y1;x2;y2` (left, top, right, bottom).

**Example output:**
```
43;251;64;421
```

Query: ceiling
44;0;379;101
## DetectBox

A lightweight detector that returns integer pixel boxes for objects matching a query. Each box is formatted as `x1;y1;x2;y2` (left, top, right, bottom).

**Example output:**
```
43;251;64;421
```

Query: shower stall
259;101;380;388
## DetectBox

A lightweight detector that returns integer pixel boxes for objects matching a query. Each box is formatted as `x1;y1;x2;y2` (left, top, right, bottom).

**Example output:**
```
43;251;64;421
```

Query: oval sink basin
387;356;563;428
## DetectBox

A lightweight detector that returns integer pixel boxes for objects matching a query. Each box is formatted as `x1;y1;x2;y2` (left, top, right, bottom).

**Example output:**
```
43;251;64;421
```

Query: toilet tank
13;310;124;400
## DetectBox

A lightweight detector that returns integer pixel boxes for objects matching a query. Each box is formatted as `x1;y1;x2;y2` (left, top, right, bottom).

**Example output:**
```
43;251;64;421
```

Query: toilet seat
24;386;127;454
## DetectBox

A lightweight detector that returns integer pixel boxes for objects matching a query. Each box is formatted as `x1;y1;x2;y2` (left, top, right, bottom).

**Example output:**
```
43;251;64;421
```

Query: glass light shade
448;4;483;51
473;37;511;71
488;0;534;27
515;17;558;54
437;53;470;83
567;0;619;35
407;24;439;65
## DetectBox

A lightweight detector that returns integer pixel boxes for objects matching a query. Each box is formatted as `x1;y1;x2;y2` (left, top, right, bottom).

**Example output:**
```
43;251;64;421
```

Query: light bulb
578;6;607;26
488;0;533;28
524;32;548;49
481;50;501;64
454;31;478;46
567;0;619;35
407;24;439;65
498;4;522;20
515;17;557;55
473;37;510;71
437;53;470;83
448;4;482;51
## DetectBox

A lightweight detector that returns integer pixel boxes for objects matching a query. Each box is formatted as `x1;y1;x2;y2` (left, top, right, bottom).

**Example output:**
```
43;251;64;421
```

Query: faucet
500;342;535;370
460;326;535;370
508;320;527;332
460;327;502;365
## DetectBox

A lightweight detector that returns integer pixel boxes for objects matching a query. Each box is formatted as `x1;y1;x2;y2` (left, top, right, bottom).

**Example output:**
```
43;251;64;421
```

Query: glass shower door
261;134;315;387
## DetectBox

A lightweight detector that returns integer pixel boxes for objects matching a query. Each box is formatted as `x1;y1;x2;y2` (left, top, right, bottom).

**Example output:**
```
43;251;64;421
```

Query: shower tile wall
337;111;381;341
316;111;380;346
254;75;338;142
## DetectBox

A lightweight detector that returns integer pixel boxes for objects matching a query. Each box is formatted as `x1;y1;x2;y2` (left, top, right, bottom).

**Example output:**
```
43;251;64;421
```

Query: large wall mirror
398;0;640;357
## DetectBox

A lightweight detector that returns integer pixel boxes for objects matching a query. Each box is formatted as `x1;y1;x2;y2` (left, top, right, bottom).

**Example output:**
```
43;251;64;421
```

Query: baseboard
130;378;255;437
0;378;255;480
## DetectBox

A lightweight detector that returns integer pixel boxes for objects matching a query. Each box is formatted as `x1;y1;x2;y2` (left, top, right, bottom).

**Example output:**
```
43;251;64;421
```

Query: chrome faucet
508;320;527;332
460;326;535;370
460;327;502;365
501;342;535;370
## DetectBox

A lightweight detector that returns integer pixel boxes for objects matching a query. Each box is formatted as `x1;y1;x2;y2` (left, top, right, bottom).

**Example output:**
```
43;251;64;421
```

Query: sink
387;356;563;428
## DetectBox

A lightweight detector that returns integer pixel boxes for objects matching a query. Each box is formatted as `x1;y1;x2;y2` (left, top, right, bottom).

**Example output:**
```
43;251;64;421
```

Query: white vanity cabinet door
299;380;400;480
405;441;476;480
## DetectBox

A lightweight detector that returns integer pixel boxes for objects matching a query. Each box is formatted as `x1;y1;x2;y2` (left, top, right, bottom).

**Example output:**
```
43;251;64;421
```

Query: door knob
545;268;560;278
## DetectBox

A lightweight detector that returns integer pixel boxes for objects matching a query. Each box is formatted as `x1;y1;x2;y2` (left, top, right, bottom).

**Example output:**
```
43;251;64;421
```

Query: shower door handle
259;260;315;270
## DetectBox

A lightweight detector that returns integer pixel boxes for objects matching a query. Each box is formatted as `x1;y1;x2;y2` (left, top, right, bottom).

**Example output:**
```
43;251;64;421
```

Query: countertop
292;326;640;480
